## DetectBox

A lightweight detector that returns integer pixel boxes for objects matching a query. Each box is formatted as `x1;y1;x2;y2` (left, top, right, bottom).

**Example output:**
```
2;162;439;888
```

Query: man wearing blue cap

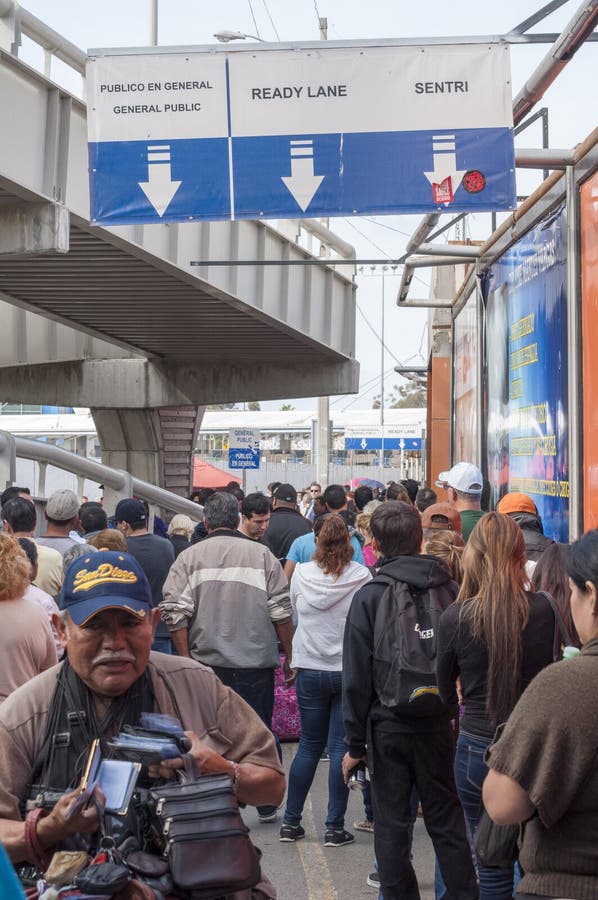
0;550;284;894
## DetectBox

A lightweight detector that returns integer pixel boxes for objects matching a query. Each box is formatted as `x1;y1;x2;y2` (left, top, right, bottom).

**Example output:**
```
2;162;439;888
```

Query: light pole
380;265;388;479
213;30;267;43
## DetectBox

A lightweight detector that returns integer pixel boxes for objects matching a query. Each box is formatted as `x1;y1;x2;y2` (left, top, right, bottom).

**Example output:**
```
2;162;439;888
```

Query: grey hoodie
290;561;372;670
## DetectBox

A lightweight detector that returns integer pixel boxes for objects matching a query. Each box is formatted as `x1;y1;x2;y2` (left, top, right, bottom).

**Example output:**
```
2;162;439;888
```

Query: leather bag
148;759;261;900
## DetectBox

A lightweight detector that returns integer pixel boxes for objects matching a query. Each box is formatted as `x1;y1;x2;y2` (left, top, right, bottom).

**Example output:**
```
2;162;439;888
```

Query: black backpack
372;573;454;716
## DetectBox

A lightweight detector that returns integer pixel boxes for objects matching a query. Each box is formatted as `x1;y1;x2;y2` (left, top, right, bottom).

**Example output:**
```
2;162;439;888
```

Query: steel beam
0;202;69;255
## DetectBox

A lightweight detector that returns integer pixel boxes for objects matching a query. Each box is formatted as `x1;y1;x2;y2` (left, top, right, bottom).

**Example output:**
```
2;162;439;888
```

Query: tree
207;402;238;410
372;382;426;409
280;403;295;411
247;401;261;411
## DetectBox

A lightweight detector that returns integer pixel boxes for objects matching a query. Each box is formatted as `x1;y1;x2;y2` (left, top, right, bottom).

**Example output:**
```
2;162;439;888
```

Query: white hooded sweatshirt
290;560;372;671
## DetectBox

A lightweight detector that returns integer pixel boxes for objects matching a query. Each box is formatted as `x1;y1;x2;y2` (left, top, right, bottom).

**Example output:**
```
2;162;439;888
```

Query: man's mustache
92;652;136;666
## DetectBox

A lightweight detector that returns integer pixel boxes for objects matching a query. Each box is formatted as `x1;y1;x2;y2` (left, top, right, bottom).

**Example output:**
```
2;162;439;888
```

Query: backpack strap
537;590;574;658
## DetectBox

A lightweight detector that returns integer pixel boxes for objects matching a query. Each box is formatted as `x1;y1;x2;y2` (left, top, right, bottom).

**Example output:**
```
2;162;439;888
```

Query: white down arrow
281;140;324;212
139;145;182;217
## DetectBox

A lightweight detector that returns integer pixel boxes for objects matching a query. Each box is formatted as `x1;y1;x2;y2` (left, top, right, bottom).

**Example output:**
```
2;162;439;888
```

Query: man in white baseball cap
435;462;484;542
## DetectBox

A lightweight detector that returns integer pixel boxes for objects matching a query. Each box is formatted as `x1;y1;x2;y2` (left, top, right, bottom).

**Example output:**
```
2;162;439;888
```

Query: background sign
228;427;261;469
344;436;422;450
485;206;568;541
87;43;515;224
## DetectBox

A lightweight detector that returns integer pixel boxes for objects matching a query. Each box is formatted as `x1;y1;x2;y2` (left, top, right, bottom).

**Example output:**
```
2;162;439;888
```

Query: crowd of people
0;462;596;900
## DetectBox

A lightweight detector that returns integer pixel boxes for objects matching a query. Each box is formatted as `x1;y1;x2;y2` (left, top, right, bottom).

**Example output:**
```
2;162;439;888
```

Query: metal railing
0;431;203;520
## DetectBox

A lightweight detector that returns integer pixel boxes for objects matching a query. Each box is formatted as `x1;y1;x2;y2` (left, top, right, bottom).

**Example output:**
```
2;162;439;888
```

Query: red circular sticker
462;170;486;193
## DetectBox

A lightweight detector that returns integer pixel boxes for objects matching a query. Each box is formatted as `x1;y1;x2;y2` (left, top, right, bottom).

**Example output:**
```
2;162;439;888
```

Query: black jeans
212;666;281;816
371;726;478;900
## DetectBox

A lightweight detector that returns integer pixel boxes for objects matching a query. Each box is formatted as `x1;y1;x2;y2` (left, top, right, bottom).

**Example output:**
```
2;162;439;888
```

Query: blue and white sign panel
345;437;423;451
87;43;515;224
228;428;261;470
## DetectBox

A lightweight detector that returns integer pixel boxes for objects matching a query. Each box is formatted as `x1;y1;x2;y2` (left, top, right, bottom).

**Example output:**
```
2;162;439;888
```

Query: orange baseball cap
496;492;537;516
421;503;462;533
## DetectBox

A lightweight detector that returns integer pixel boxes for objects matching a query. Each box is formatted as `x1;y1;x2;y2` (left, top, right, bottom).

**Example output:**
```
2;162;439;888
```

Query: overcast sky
16;0;597;410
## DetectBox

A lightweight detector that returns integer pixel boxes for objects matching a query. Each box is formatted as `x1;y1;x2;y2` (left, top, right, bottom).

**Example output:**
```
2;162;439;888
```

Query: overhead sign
228;427;261;470
86;42;515;224
345;437;423;451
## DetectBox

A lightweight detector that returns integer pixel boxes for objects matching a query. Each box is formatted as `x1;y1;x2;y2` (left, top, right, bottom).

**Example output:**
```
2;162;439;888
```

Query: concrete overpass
0;2;358;493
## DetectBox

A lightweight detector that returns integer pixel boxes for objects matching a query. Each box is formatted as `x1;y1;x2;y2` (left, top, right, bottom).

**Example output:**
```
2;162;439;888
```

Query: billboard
581;170;598;531
87;42;515;224
453;291;478;463
485;206;568;541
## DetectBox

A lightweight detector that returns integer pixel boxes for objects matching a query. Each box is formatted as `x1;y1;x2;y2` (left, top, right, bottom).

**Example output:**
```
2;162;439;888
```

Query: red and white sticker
432;176;454;205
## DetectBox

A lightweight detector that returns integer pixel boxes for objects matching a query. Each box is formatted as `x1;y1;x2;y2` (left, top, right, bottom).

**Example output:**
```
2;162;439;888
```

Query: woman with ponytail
436;512;556;900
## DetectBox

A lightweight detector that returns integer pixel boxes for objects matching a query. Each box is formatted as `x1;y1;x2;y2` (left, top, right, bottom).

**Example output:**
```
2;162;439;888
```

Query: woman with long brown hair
436;512;557;900
280;514;371;847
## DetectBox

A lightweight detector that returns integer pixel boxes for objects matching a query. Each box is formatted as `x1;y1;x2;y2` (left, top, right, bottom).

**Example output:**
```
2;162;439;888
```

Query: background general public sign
86;41;516;224
228;428;261;469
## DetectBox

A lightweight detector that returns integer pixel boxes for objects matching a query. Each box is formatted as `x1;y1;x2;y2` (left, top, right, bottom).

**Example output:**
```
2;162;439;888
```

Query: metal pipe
512;0;598;125
515;148;575;168
404;255;474;268
566;165;582;539
149;0;158;46
18;6;86;73
416;243;480;258
0;431;204;520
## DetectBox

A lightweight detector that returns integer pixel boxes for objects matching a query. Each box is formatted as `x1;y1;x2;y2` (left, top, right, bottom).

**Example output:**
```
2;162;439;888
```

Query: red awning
193;459;241;490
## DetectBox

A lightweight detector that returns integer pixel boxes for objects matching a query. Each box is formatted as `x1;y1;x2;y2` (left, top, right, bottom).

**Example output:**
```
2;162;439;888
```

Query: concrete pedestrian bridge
0;3;358;493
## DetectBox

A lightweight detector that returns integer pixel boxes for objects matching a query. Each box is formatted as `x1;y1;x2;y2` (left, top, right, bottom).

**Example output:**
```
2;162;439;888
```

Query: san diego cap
61;550;152;626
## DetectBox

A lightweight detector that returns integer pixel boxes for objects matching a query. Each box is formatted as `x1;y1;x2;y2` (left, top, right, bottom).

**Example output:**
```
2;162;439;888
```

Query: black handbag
148;757;261;900
474;809;520;869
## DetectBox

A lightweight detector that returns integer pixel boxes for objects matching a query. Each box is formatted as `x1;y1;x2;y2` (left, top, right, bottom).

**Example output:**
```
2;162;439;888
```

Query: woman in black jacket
436;512;556;900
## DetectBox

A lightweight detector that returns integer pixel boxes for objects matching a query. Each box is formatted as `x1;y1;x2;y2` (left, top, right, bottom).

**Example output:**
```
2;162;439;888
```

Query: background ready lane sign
87;42;515;225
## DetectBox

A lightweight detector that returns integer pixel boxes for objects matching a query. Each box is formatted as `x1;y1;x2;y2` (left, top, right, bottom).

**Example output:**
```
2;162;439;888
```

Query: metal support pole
149;0;158;45
475;273;485;471
380;268;387;478
566;165;582;539
0;429;16;490
316;397;330;489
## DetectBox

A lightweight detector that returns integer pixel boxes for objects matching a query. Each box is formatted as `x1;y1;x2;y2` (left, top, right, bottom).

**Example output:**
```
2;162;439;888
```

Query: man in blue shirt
283;484;366;579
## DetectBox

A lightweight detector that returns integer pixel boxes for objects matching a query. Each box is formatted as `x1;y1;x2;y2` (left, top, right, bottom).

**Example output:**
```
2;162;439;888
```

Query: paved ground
243;743;436;900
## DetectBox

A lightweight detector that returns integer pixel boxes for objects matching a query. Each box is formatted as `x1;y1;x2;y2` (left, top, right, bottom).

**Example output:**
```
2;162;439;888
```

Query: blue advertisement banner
485;205;568;541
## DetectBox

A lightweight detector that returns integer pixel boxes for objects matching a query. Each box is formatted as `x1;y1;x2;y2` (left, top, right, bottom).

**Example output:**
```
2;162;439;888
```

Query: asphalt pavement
243;743;437;900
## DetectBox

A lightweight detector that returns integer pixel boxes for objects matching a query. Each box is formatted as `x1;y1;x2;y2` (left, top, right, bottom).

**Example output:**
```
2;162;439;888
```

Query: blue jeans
212;666;280;817
284;668;348;830
455;730;516;900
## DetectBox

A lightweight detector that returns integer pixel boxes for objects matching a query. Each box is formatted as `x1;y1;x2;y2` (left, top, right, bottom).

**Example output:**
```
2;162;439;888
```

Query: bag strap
537;590;574;658
181;752;201;782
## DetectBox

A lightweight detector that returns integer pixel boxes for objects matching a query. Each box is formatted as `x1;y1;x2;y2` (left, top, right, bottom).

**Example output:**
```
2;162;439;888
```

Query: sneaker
320;750;330;761
366;871;381;888
258;808;279;823
324;828;354;847
279;823;305;842
353;818;374;833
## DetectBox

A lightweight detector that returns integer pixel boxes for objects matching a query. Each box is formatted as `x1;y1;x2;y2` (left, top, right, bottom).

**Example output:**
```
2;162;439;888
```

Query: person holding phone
0;550;284;896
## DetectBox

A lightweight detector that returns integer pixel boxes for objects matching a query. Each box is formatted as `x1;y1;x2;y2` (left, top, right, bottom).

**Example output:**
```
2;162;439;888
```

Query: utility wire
361;217;414;239
247;0;262;37
261;0;280;39
312;0;323;24
356;302;407;368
